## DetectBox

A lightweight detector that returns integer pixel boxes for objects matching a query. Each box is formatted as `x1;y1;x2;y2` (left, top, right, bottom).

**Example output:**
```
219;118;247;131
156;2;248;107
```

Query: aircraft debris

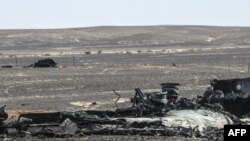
25;58;57;68
1;78;250;140
1;65;13;68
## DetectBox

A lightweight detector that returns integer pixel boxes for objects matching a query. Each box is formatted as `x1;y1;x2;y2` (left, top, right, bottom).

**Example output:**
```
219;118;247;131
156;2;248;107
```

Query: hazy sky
0;0;249;29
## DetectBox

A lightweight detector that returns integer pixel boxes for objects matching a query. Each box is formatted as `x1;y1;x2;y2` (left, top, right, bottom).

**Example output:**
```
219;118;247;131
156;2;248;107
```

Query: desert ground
1;26;250;140
1;46;250;112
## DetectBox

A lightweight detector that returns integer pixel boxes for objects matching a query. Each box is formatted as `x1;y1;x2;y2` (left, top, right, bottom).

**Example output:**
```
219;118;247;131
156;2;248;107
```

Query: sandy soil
1;46;250;112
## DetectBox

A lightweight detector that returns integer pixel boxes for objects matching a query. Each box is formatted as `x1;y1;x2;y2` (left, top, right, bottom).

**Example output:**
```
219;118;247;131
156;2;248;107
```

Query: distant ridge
1;25;250;50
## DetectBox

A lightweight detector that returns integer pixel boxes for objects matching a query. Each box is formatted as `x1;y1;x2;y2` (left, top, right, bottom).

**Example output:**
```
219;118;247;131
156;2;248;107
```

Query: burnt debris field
1;26;250;140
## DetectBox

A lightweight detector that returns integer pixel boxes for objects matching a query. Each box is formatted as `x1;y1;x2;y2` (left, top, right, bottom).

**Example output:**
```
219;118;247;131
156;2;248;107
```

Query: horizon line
1;24;250;30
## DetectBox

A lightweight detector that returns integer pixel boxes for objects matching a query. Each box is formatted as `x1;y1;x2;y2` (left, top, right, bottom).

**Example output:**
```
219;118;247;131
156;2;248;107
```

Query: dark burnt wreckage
1;78;250;140
25;58;57;68
198;78;250;117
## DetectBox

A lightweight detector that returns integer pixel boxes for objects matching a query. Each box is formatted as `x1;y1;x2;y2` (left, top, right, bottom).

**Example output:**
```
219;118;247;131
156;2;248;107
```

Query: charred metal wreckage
1;78;250;140
1;58;58;68
25;58;58;68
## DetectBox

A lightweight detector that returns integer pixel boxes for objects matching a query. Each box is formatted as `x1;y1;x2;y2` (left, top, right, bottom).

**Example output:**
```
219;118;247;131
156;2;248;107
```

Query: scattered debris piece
1;65;13;68
0;105;8;123
25;58;57;68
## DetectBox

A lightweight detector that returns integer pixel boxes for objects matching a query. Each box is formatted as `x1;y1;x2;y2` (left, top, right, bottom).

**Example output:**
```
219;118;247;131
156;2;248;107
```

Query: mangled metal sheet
119;109;233;132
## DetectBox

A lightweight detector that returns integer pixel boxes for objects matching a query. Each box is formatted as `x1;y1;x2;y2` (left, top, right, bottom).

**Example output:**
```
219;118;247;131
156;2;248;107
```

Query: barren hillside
1;26;250;50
